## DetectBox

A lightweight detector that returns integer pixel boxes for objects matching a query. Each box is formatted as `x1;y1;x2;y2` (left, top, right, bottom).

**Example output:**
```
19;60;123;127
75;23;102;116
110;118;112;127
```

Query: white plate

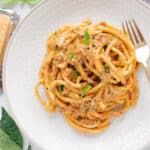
3;0;150;150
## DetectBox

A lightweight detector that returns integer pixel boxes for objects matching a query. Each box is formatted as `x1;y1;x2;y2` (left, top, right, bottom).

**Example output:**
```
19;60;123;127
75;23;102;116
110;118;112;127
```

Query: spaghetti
35;19;139;133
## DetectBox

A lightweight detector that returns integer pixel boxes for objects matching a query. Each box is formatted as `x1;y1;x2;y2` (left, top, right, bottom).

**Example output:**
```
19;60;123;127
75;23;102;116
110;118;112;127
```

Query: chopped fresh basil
83;29;90;45
54;44;59;50
57;85;64;93
80;85;92;98
72;68;79;79
68;52;74;61
104;65;109;73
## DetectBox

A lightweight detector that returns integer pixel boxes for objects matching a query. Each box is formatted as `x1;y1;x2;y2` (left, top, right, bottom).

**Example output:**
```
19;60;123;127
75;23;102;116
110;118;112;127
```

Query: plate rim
2;0;48;149
2;0;150;149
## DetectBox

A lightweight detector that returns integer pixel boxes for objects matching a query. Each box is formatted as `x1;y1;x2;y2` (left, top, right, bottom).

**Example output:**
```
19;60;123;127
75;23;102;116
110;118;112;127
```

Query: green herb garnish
80;85;92;98
57;85;64;93
54;44;59;50
83;29;90;45
72;68;79;79
68;52;74;61
104;65;109;73
0;107;23;149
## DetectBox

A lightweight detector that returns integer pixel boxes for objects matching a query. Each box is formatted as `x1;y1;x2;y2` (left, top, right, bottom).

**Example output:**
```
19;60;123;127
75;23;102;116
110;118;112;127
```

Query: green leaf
83;29;90;45
104;65;109;73
57;85;64;93
28;145;32;150
0;107;23;148
0;129;21;150
19;0;27;4
0;0;17;4
67;52;74;61
26;0;41;5
72;68;79;79
1;0;41;5
80;85;92;98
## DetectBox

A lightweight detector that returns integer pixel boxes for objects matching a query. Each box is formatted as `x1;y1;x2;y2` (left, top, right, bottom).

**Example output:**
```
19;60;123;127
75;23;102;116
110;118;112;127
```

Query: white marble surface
0;1;150;150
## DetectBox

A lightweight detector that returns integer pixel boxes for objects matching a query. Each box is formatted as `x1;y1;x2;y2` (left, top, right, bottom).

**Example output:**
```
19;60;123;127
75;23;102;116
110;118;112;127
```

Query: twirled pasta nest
35;19;139;133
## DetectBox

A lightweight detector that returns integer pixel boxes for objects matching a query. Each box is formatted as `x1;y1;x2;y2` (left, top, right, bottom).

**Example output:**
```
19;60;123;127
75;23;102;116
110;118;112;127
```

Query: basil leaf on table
0;0;17;4
0;129;21;150
26;0;41;5
1;0;41;5
0;107;23;148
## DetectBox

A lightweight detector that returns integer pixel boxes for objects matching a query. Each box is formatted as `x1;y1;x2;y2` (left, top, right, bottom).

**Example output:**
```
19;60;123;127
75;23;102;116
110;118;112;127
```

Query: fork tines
122;19;146;48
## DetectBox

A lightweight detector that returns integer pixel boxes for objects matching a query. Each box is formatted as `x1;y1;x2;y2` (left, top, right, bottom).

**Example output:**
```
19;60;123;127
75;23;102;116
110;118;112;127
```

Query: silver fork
122;19;150;81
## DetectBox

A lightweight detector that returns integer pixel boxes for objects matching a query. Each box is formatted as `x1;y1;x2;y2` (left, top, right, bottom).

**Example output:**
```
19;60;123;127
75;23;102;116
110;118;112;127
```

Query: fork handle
143;61;150;81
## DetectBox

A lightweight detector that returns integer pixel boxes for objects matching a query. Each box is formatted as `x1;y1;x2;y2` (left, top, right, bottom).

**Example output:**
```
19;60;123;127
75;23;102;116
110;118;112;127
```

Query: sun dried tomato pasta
35;19;139;133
